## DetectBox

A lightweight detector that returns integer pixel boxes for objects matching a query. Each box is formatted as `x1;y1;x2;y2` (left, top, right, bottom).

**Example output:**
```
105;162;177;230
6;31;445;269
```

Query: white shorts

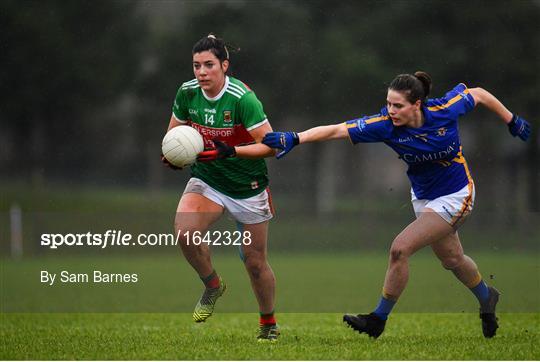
411;183;475;226
183;177;274;225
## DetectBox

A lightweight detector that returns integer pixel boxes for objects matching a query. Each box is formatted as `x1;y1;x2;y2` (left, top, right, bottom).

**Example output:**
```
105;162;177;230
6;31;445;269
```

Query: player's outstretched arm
469;87;531;141
234;121;277;159
263;123;348;159
297;123;349;143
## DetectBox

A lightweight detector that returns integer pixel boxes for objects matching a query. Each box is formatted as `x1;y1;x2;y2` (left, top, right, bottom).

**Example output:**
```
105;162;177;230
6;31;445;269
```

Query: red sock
206;276;220;289
259;312;276;325
201;270;220;289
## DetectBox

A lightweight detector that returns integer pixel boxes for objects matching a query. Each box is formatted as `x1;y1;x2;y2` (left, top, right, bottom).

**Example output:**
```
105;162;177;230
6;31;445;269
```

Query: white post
10;204;23;259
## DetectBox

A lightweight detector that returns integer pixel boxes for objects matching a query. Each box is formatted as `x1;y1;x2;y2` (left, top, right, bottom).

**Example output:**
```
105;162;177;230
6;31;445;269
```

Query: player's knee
441;255;464;270
174;213;196;234
244;258;265;280
389;241;411;263
174;225;198;246
245;261;262;279
173;216;183;234
389;246;406;263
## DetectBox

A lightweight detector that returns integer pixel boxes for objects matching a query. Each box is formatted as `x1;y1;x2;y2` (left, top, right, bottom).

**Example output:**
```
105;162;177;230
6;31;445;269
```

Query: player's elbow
468;87;488;106
332;123;349;140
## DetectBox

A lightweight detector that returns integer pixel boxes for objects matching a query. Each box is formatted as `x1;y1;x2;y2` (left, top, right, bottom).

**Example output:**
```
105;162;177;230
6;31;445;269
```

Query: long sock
373;295;396;321
260;311;276;325
200;270;220;289
470;279;489;304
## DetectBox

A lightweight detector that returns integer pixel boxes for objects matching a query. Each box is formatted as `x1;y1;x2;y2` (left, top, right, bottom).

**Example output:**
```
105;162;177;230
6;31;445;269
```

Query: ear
221;59;229;73
414;99;422;109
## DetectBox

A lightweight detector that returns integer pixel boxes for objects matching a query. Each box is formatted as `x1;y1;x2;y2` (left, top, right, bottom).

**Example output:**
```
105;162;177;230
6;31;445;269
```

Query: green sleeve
172;87;189;121
236;91;267;130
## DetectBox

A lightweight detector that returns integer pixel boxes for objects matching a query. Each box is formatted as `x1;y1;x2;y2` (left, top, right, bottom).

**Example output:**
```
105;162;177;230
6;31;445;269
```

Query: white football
161;126;204;168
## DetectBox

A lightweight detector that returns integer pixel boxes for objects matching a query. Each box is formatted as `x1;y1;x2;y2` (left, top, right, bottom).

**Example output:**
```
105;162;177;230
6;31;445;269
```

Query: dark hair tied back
192;33;239;63
414;71;432;100
389;71;432;104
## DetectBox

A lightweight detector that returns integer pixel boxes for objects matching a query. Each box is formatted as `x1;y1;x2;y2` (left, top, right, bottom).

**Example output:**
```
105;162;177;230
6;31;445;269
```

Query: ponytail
414;71;432;101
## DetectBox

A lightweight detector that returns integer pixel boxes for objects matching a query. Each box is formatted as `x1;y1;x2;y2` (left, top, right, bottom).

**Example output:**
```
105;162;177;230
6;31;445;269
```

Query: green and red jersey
172;76;269;198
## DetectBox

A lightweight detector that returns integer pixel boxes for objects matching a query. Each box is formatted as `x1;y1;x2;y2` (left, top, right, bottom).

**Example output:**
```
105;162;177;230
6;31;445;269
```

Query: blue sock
470;280;489;304
373;296;396;321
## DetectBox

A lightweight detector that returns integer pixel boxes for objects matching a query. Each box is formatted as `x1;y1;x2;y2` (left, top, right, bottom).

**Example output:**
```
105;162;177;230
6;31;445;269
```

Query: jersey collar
201;76;229;102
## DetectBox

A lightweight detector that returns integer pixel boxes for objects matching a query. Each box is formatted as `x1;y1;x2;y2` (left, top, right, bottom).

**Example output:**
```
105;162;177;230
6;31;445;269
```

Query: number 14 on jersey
204;114;214;125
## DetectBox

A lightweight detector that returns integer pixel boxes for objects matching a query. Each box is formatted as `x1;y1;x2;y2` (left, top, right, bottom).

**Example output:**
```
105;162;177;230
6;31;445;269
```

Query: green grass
1;183;539;359
2;253;539;313
2;253;539;359
1;313;538;360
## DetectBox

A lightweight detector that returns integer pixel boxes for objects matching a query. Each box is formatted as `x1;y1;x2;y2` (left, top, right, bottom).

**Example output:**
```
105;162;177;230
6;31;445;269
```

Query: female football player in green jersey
161;34;278;341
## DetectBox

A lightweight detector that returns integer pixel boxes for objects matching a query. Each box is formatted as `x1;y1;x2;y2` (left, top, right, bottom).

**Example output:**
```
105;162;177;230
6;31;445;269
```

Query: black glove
197;139;236;162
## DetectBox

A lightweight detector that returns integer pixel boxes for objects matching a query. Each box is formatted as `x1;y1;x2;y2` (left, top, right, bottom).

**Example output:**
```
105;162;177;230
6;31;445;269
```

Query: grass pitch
1;184;538;359
1;253;539;360
1;312;538;360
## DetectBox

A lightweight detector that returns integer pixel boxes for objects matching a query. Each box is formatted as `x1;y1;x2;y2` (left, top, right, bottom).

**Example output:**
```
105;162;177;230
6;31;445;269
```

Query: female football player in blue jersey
262;71;531;338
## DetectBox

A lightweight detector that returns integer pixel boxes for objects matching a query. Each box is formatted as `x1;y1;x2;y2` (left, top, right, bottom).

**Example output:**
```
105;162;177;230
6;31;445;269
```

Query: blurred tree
1;0;537;213
0;0;145;184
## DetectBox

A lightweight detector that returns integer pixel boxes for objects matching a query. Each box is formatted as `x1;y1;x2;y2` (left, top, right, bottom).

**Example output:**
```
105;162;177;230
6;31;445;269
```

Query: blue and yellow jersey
346;83;475;200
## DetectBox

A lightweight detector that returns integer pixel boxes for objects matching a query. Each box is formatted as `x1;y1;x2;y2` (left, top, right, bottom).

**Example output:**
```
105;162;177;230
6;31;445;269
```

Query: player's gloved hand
262;132;299;159
197;139;236;162
160;153;183;170
508;114;531;141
